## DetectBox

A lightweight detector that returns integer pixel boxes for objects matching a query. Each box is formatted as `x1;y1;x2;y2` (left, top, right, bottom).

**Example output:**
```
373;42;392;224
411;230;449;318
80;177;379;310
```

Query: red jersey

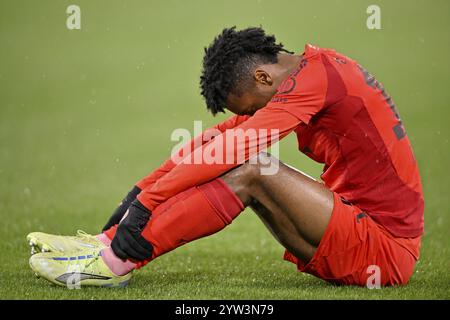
137;44;424;238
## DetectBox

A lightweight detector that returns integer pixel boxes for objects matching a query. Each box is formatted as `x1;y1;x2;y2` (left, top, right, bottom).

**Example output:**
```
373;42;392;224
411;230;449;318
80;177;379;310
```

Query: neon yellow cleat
26;230;107;255
29;250;131;288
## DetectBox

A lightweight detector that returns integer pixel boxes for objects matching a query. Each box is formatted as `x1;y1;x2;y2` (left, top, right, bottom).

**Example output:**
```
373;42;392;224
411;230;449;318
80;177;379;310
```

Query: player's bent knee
221;152;280;205
221;165;254;205
223;152;275;184
247;152;281;178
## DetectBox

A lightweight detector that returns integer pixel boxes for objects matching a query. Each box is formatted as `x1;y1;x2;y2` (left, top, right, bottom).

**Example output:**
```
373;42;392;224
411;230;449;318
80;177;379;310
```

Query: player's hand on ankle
102;186;141;232
111;200;153;261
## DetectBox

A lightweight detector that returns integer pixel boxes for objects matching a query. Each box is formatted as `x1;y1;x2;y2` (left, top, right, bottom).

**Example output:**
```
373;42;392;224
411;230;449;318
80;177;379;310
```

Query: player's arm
102;115;249;231
137;107;301;212
134;114;250;190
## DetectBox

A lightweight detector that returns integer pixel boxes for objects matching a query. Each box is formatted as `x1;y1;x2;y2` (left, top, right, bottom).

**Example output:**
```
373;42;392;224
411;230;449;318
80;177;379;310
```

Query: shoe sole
29;253;132;289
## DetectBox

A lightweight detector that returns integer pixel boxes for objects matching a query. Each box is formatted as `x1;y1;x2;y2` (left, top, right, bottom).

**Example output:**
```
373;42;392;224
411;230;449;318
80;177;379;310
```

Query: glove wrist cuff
131;199;151;215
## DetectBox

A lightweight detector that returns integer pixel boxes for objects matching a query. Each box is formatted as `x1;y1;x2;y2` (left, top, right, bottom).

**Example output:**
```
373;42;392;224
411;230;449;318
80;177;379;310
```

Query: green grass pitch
0;0;449;299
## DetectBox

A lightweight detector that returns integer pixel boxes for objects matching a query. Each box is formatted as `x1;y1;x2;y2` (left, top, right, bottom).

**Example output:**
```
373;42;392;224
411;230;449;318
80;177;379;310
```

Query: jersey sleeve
134;115;250;190
137;107;300;211
267;50;328;124
136;47;329;211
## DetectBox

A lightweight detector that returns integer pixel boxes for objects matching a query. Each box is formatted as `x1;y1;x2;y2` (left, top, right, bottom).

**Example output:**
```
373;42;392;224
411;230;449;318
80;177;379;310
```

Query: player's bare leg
221;152;334;263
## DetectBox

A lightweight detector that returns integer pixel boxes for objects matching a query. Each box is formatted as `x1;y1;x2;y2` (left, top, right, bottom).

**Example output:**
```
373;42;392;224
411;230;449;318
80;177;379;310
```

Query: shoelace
75;230;102;245
76;229;95;238
68;231;102;272
77;231;100;267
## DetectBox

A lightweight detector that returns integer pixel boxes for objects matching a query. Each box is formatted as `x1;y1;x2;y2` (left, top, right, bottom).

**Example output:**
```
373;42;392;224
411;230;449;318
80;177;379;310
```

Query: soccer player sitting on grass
27;27;424;288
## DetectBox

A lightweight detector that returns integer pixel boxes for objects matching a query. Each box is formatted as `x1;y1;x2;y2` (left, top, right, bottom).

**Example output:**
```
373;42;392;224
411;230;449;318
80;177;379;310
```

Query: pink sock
96;233;112;246
101;247;136;276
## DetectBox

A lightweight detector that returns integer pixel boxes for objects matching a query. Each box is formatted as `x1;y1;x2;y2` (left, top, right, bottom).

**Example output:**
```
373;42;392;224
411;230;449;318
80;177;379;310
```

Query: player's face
225;54;301;116
226;90;270;116
226;69;277;116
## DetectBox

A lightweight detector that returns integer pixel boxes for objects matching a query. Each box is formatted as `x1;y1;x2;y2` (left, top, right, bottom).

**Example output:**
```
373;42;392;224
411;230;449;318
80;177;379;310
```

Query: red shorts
284;193;421;287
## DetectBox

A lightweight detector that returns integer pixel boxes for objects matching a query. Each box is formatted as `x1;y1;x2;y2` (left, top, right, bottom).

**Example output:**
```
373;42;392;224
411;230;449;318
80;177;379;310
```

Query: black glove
102;186;141;232
111;199;153;261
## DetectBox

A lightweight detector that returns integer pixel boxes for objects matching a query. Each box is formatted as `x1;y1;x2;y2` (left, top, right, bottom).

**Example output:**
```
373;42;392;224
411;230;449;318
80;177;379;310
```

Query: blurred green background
0;0;449;299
